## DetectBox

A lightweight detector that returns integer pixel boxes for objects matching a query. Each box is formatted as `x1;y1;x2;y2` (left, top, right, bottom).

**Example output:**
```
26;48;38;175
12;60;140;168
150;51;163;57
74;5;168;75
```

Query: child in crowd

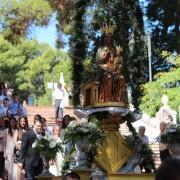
14;141;21;163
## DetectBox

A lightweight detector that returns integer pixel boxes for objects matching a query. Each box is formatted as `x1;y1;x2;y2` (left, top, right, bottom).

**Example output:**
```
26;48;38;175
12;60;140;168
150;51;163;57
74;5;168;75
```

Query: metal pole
52;67;54;90
147;32;152;82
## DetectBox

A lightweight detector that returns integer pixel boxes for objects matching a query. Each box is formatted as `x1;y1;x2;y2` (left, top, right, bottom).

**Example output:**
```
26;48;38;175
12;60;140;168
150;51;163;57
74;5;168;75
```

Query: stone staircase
26;105;74;126
26;105;161;168
150;143;161;168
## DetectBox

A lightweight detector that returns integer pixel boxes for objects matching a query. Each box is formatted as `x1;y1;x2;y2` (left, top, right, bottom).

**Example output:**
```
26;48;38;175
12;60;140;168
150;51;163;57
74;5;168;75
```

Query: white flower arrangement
64;118;102;145
32;135;63;161
62;118;104;172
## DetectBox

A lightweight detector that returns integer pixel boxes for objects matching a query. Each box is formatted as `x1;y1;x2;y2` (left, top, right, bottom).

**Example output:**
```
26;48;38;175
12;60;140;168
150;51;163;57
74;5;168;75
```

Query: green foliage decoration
69;0;90;107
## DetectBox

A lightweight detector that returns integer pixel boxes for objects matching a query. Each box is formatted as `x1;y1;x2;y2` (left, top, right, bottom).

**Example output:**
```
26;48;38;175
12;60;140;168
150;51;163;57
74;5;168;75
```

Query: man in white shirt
52;83;65;121
138;126;149;144
138;126;151;173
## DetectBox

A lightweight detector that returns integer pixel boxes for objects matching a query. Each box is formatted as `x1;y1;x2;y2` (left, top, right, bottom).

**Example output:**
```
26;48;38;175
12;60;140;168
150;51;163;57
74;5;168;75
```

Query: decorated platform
75;169;155;180
37;23;156;180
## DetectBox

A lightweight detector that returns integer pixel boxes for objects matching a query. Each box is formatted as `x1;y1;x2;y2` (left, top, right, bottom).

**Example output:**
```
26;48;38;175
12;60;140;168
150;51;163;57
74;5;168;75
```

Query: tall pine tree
146;0;179;73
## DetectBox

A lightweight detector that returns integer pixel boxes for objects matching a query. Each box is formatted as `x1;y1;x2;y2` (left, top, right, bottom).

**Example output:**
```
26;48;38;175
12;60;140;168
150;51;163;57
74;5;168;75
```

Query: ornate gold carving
94;102;129;108
96;129;133;173
115;45;123;54
94;23;128;105
83;81;129;108
101;24;116;35
95;116;133;173
84;81;99;107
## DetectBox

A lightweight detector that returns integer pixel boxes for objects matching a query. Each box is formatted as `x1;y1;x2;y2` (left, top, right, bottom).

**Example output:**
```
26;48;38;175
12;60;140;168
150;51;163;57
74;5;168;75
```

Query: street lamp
129;31;153;82
127;84;132;104
147;32;152;82
51;56;61;90
51;67;55;90
128;32;135;52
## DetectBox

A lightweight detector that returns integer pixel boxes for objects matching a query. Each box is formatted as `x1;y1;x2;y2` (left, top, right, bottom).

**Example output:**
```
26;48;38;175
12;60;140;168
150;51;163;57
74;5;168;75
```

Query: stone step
26;105;74;126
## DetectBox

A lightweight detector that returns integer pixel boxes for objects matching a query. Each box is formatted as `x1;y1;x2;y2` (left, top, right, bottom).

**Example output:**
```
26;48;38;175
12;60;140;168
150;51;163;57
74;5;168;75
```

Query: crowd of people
0;112;75;179
137;122;180;180
0;83;79;180
0;83;179;180
137;123;173;172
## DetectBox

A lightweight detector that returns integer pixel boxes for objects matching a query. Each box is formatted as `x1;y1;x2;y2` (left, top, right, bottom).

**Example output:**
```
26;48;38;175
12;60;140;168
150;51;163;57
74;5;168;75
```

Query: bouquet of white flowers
32;135;63;161
64;118;103;146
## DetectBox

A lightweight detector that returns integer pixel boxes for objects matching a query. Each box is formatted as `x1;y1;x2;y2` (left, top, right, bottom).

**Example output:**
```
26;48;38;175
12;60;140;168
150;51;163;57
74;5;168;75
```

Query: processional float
74;24;154;180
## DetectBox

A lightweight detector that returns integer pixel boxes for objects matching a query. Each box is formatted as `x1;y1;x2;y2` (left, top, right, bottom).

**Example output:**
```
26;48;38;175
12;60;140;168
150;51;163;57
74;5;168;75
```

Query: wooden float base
36;176;61;180
75;169;155;180
106;173;155;180
36;172;155;180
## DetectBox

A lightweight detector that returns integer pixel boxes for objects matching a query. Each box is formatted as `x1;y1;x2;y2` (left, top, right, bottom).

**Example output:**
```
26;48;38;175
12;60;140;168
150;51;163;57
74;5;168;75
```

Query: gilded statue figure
96;31;114;102
112;46;127;103
96;25;128;104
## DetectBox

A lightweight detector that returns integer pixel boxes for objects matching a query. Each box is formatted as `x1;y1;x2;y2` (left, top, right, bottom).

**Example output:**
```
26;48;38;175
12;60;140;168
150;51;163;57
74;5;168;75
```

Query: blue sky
30;14;70;50
30;15;57;48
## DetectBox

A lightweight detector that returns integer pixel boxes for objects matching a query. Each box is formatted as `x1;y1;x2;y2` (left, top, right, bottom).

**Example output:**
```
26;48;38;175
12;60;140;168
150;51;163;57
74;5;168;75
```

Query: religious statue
112;46;127;103
156;94;177;126
96;24;128;105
